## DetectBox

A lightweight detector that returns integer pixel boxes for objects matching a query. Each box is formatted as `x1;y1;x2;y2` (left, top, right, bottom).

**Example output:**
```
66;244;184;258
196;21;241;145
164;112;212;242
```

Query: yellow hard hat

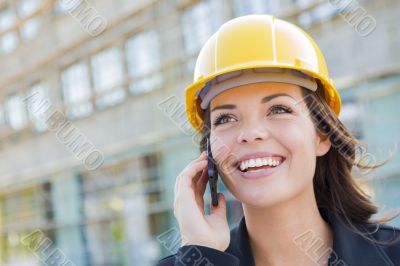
185;14;341;133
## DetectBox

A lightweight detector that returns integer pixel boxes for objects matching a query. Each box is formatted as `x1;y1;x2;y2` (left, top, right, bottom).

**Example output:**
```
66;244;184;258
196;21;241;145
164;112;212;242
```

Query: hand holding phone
172;145;229;251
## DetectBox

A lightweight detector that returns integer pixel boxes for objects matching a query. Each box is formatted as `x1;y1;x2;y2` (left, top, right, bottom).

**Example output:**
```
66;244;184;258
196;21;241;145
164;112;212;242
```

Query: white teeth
239;157;283;171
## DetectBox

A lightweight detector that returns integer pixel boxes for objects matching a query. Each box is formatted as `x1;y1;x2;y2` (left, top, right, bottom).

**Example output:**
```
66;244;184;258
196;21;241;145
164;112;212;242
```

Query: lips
233;152;286;172
236;161;284;179
234;153;286;180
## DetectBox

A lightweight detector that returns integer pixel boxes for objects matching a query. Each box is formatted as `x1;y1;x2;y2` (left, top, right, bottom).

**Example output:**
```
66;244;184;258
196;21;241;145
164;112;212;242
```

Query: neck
243;186;333;266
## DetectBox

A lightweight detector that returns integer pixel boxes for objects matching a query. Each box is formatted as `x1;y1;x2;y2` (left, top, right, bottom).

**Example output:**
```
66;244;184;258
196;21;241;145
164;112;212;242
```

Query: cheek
270;120;318;183
271;119;317;156
210;132;235;163
209;132;238;176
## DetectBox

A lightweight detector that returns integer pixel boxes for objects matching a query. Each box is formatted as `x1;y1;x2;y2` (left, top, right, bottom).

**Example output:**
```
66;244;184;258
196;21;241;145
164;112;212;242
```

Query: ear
316;133;331;157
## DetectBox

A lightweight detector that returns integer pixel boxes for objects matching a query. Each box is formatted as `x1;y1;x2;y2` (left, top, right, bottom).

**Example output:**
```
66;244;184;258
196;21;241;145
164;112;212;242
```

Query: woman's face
209;82;331;208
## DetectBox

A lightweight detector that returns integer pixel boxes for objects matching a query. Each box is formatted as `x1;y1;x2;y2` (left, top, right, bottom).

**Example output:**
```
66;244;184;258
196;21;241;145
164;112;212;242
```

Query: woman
156;15;400;266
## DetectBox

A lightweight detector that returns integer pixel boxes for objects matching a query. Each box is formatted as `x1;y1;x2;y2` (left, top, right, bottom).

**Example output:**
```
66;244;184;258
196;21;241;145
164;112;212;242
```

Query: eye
268;104;293;116
212;113;236;126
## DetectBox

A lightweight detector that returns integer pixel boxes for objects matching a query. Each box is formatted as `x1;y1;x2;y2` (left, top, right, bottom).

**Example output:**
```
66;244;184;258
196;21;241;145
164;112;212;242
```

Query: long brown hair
197;81;400;244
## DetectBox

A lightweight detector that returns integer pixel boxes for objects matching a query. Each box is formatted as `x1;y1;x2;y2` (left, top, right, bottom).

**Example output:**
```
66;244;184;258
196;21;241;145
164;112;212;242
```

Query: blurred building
0;0;399;265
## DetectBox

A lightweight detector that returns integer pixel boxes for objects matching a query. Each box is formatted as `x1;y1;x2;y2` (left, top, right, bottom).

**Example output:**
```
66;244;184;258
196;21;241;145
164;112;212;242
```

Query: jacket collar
227;207;396;266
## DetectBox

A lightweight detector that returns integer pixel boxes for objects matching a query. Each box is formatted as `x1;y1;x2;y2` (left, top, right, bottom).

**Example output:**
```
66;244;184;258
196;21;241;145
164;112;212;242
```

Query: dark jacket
156;208;400;266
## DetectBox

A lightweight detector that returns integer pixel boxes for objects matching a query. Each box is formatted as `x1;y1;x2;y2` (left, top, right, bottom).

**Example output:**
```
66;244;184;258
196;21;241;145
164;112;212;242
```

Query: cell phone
206;138;219;206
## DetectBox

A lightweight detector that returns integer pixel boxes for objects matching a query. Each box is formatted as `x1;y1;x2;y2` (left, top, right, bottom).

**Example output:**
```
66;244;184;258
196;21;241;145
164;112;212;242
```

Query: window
0;8;16;30
61;62;93;119
125;30;163;95
0;8;18;53
0;185;54;264
232;0;278;16
20;17;40;40
53;0;82;16
81;153;163;264
26;83;49;132
81;159;142;265
292;0;315;8
181;0;225;54
296;1;339;28
18;0;42;40
312;2;339;22
5;94;28;130
0;0;42;54
18;0;42;17
0;32;18;53
91;48;126;108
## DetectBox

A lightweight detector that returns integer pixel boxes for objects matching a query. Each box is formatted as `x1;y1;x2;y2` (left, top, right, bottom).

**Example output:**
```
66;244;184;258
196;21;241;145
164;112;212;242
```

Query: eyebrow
210;93;294;112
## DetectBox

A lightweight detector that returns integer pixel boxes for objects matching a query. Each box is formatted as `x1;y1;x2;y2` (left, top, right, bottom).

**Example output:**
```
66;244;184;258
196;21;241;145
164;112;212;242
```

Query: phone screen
206;138;219;206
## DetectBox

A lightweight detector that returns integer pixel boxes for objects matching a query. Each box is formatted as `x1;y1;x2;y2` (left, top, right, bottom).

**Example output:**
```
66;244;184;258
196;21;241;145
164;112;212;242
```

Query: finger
189;151;207;164
194;169;207;210
179;159;207;190
178;173;208;219
175;152;206;195
195;168;208;196
176;159;207;210
192;159;207;186
185;153;207;186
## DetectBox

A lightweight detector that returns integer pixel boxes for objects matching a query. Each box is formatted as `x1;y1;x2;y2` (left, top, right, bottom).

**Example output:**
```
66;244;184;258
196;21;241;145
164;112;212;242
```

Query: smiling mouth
235;157;286;172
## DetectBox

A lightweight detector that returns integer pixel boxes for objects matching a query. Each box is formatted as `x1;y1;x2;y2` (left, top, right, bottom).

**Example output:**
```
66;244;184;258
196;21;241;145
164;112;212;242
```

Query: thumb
210;193;227;219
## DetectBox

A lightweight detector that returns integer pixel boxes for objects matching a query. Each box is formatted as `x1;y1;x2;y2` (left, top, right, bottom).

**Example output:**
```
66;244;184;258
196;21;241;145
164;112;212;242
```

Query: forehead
210;82;303;107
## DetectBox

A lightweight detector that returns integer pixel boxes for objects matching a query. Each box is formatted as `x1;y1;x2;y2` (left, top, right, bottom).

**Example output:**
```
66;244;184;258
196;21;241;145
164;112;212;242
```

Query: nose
236;120;269;144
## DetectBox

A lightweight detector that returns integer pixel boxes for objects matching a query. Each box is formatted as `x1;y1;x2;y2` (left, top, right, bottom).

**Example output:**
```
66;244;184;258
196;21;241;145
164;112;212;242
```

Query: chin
227;184;287;208
226;178;307;209
242;192;287;209
221;163;314;208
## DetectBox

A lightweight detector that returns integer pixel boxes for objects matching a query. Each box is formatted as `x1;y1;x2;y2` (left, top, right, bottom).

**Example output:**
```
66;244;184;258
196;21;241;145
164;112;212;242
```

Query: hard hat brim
185;65;341;133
